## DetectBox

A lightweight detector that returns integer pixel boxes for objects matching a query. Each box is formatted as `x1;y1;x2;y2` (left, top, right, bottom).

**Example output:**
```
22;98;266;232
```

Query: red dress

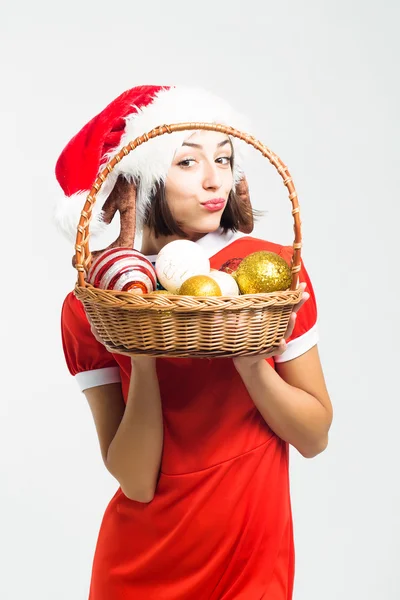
61;233;318;599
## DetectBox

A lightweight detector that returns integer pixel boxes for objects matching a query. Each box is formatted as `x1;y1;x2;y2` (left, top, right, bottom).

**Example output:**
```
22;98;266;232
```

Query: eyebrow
182;139;231;149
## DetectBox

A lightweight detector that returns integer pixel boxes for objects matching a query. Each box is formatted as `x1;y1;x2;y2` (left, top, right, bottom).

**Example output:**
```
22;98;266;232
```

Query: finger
297;281;307;292
277;339;287;355
250;338;288;361
293;291;310;314
284;312;297;340
266;339;286;357
296;282;308;301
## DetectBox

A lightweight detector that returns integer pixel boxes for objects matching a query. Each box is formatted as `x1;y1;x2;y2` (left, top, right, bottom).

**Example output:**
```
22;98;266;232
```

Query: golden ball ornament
235;251;292;294
179;275;222;296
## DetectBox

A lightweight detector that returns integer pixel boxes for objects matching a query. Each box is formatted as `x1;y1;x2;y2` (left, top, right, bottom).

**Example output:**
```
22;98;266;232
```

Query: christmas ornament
86;247;157;294
155;240;210;294
235;251;292;294
219;257;243;279
209;270;239;296
179;275;222;296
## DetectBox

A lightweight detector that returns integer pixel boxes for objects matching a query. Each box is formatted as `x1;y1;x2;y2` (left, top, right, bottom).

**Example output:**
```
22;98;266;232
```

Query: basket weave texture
74;123;303;358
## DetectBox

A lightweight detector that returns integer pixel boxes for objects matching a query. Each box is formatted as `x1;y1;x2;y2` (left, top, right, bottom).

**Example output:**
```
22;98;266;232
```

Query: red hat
54;85;251;241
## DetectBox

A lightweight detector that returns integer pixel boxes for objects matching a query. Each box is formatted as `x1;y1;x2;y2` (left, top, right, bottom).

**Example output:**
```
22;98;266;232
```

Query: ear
236;176;254;234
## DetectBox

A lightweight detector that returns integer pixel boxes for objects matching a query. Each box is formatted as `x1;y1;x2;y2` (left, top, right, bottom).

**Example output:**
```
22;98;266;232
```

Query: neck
140;227;208;255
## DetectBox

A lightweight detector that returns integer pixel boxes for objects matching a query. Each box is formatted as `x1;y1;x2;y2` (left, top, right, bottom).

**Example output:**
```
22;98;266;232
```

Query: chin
188;215;222;235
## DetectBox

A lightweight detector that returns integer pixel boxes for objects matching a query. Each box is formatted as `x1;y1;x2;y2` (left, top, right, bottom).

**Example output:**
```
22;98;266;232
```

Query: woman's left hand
232;282;310;370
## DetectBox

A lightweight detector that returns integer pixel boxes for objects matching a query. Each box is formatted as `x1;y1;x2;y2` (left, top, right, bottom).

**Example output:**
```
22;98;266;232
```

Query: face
164;130;234;239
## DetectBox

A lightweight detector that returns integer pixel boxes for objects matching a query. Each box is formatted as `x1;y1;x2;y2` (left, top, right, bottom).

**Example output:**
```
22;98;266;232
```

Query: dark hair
143;182;255;238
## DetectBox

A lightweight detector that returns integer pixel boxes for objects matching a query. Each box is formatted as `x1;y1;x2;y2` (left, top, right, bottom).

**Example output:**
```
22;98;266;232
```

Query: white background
1;0;399;598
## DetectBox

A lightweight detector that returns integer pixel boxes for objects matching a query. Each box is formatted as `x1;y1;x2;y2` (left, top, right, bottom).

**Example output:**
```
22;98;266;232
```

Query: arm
85;356;163;503
61;293;163;502
234;345;333;458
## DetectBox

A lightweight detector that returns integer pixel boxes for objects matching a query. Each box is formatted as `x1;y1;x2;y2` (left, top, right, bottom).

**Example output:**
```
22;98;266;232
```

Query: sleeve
61;291;122;392
274;246;319;364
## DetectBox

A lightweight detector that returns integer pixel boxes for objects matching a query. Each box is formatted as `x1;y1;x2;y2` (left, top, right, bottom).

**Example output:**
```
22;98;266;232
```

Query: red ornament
219;257;244;277
87;248;157;294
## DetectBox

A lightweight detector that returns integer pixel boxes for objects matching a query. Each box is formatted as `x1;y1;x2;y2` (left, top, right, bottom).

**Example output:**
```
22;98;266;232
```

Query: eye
177;158;196;168
216;156;232;166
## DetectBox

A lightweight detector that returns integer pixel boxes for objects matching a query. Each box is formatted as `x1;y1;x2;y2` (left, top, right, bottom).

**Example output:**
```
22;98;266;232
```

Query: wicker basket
74;123;303;358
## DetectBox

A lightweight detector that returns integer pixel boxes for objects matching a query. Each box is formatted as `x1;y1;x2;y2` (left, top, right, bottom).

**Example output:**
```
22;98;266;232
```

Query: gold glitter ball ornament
179;275;222;296
235;251;292;294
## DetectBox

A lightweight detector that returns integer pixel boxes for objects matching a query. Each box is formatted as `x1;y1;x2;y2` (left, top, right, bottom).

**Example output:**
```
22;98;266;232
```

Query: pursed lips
201;197;226;206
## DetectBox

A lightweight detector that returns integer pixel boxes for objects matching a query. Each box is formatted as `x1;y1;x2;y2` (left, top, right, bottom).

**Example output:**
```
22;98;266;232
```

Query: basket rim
74;282;303;312
74;121;303;292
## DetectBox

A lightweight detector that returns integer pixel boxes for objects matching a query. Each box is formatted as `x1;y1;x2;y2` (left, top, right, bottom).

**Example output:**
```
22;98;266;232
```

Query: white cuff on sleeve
75;366;121;392
274;323;319;363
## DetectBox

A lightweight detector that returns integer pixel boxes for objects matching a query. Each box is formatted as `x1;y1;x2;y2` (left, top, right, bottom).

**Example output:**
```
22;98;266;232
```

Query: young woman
56;85;333;599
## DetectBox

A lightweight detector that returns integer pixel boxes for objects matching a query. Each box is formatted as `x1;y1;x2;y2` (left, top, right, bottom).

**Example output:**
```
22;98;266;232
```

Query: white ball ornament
155;240;210;294
209;270;239;296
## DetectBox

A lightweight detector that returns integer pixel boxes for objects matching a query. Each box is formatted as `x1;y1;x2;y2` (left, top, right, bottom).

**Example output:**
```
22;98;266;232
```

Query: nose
202;161;222;191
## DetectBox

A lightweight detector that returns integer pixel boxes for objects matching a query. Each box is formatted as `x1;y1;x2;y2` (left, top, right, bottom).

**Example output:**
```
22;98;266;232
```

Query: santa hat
54;85;253;242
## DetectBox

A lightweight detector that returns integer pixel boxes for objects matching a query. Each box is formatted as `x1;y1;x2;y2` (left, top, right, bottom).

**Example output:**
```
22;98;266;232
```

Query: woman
56;85;333;599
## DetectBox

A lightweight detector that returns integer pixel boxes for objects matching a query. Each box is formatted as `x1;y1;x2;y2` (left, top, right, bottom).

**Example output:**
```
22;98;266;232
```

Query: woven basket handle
74;123;302;290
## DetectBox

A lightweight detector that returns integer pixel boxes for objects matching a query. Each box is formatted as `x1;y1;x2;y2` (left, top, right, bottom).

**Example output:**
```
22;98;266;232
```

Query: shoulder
61;290;88;326
61;290;121;391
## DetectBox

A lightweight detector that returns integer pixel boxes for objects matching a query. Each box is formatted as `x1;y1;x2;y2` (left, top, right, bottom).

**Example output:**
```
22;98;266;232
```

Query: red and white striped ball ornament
86;248;157;295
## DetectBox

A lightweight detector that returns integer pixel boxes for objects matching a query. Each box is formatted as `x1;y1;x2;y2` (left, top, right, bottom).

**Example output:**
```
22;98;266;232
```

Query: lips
202;198;226;212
